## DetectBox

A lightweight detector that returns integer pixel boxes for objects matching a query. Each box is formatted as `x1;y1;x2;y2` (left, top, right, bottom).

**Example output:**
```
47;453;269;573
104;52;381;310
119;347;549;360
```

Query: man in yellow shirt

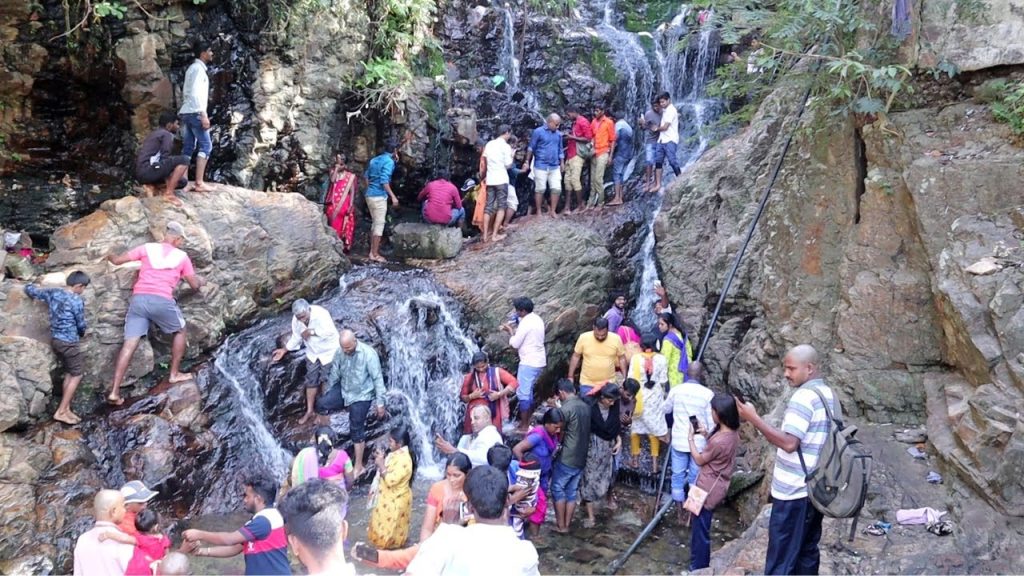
568;317;627;396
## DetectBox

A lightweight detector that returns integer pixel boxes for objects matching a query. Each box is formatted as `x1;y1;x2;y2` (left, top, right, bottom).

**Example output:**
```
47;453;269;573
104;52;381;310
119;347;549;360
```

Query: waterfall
593;0;657;125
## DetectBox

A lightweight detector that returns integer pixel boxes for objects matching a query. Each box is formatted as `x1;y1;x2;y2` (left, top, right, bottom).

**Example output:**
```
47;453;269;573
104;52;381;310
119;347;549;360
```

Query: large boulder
392;222;463;260
0;185;347;406
914;0;1024;72
0;336;56;432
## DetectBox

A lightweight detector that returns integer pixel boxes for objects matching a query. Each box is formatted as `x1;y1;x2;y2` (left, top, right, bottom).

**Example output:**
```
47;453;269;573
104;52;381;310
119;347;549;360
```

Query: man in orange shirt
589;104;616;209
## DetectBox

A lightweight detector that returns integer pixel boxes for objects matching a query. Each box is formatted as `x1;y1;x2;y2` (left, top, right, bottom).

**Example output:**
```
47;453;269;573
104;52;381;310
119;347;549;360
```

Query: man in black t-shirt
135;111;190;204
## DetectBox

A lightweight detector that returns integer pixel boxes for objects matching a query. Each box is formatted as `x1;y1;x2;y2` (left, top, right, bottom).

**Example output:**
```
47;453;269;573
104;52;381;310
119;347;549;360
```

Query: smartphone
653;280;663;289
353;543;379;564
459;501;474;523
689;415;699;432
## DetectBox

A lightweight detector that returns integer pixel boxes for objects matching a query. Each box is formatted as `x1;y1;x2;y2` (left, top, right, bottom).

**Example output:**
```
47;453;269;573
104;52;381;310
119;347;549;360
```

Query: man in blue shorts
502;296;546;431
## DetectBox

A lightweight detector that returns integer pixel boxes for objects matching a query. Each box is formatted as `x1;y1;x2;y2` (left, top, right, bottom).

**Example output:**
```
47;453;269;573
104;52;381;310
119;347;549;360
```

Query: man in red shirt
106;221;205;404
564;106;592;214
417;169;465;227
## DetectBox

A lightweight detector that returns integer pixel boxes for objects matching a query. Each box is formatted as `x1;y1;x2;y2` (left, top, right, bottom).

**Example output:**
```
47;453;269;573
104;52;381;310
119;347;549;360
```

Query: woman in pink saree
325;154;357;252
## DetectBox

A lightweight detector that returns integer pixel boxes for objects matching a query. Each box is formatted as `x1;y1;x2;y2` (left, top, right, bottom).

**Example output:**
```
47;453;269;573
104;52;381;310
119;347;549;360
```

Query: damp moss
588;42;618;86
621;0;679;33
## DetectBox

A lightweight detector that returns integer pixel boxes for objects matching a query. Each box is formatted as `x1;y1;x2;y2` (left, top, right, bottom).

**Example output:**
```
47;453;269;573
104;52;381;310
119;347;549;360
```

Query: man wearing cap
119;480;159;535
107;221;205;405
271;299;340;425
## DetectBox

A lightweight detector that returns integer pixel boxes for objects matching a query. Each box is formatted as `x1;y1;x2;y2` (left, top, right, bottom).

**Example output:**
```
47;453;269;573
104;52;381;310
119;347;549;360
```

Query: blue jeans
690;506;714;570
421;203;465;226
180;112;212;159
654;141;680;175
670;448;700;502
765;497;824;575
612;155;631;184
644;142;657;166
550;461;583;503
516;364;543;413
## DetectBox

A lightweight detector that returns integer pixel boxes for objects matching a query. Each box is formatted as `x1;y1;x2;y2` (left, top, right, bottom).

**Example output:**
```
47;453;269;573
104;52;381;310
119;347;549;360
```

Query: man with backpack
735;344;840;575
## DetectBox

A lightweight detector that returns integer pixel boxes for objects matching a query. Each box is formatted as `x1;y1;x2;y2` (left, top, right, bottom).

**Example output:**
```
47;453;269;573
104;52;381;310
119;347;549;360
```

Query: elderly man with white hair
272;298;340;424
436;405;504;467
316;329;388;479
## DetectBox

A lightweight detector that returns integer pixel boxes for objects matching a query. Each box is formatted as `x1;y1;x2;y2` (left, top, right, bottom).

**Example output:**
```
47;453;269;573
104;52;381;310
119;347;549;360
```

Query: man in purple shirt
417;169;465;227
603;292;626;333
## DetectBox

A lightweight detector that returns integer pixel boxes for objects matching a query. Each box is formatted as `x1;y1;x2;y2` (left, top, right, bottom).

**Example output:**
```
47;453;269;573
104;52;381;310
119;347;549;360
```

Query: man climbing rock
271;299;341;425
316;330;388;479
106;221;205;405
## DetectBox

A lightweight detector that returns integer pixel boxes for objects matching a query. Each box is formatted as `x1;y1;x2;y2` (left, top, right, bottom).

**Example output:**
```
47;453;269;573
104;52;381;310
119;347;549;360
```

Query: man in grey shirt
640;98;662;193
316;329;388;478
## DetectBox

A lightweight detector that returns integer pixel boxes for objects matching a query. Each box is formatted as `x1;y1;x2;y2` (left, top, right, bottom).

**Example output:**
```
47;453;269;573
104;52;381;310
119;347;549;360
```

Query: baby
510;453;542;539
100;508;170;576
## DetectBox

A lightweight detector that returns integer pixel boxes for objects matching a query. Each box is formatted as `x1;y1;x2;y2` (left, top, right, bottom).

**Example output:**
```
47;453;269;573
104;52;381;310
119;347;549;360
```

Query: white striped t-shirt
770;379;840;501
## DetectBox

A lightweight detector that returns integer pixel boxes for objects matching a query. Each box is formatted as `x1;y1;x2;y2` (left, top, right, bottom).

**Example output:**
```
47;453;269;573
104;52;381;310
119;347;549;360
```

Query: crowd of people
39;36;839;576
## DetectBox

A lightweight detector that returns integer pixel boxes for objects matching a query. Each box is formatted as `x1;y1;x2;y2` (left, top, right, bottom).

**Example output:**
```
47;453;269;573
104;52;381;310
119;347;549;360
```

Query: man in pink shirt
417;170;465;227
74;489;134;576
106;221;205;404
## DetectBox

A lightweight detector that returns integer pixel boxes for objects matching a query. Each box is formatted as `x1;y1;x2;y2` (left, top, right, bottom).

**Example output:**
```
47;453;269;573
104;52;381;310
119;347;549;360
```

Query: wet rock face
0;185;348;414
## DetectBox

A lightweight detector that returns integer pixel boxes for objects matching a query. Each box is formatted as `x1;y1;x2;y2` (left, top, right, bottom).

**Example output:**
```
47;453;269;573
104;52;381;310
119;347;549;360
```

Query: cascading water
193;266;478;512
593;0;657;126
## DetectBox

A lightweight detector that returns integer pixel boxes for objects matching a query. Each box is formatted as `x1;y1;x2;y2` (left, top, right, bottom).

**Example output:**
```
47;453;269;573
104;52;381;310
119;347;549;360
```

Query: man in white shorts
524;113;564;217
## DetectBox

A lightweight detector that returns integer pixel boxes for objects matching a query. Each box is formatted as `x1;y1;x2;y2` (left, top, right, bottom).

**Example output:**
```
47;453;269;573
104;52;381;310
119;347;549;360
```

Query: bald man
524;113;565;216
316;330;388;478
735;344;842;575
74;490;134;576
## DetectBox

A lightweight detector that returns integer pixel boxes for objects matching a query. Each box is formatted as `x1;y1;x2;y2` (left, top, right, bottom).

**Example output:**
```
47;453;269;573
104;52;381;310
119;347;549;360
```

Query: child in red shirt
100;508;170;575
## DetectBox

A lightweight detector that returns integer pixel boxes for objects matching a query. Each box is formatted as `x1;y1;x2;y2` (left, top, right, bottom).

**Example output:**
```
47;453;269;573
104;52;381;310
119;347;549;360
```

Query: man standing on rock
135;111;190;205
524;113;564;217
364;142;401;262
502;296;546;431
563;106;592;214
271;299;340;425
316;330;388;479
417;168;465;227
609;110;633;206
736;344;840;575
179;39;214;193
481;125;515;242
640;97;662;193
653;92;682;192
567;317;627;397
74;489;133;576
588;103;616;209
107;221;205;405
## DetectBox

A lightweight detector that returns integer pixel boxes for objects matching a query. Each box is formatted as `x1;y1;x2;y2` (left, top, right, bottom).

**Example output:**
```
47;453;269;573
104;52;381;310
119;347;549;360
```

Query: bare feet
606;499;618;511
353;466;366;480
53;410;80;425
298;411;316;425
191;182;211;193
106;395;124;406
606;199;624;206
553;526;570;534
162;193;183;206
583;518;595;528
168;371;193;384
492;233;507;242
368;254;387;263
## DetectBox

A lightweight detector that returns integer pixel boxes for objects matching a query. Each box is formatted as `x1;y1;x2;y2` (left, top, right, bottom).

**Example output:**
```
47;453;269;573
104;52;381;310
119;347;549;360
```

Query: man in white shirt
74;489;134;576
406;465;539;576
272;299;340;424
279;479;357;576
653;91;682;191
481;125;515;243
501;296;546;431
179;39;214;192
664;361;714;523
436;405;504;468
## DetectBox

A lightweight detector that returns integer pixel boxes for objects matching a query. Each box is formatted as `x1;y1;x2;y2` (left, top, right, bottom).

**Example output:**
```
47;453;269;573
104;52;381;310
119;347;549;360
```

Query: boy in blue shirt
25;270;90;425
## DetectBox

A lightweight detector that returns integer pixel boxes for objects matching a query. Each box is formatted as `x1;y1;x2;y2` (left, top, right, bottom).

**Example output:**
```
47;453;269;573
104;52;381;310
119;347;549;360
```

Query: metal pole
606;492;675;575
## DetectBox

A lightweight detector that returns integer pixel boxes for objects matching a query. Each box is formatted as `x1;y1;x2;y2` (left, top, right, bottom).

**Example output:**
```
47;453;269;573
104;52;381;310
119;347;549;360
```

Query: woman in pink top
315;426;354;489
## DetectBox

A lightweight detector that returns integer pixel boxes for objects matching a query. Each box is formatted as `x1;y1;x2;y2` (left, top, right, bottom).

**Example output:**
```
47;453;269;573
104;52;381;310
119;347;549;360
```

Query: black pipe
606;492;674;575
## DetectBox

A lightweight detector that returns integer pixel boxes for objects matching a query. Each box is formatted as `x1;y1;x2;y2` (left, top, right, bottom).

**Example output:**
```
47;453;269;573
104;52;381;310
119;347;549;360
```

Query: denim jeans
690;506;714;570
550;461;583;503
516;364;543;413
654;141;680;175
670;447;700;502
765;497;824;575
180;112;212;159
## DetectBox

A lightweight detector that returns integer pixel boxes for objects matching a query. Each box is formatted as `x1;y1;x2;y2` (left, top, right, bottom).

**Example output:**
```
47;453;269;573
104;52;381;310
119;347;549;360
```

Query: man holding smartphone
664;361;714;523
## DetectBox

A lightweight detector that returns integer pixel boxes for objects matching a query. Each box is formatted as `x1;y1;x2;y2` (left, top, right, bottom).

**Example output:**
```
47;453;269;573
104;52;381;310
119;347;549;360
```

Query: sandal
927;520;953;536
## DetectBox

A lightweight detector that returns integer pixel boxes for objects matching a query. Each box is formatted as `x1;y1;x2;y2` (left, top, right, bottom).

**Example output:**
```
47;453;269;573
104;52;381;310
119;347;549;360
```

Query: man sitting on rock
106;221;205;405
271;299;340;425
417;168;465;227
134;111;190;205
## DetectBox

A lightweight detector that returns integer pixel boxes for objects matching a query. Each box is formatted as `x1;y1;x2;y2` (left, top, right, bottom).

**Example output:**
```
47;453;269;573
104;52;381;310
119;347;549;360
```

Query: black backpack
797;386;873;541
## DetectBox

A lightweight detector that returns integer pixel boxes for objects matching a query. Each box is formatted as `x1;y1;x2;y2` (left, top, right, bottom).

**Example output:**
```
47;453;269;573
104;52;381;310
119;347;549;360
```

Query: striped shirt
240;507;291;575
665;380;714;453
770;379;841;501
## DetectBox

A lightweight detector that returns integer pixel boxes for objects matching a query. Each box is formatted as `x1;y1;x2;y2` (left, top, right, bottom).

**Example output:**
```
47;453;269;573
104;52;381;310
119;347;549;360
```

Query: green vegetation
990;80;1024;144
55;0;207;47
588;44;619;85
621;0;678;33
351;0;439;115
699;0;947;131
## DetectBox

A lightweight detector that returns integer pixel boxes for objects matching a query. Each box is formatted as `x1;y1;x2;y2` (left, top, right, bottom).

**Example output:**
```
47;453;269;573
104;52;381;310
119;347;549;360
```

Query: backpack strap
795;384;838;477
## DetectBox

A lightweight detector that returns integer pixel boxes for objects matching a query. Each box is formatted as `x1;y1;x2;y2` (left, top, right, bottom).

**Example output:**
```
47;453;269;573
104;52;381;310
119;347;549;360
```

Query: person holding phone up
663;360;714;525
